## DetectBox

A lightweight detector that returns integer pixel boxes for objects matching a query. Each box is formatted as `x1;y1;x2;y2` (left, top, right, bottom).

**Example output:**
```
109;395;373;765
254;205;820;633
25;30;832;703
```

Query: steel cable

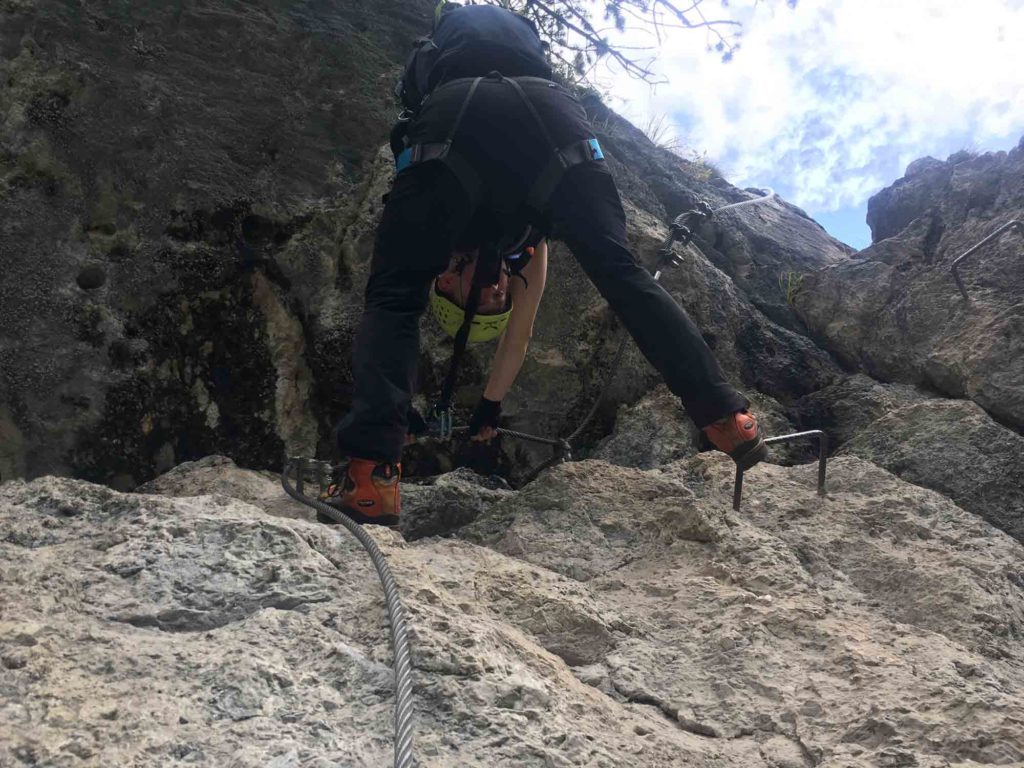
713;187;775;213
282;461;416;768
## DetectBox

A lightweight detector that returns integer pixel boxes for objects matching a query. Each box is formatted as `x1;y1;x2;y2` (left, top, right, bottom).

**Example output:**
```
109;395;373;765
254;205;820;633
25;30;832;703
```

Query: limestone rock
0;0;437;485
462;460;724;581
796;140;1024;428
794;374;932;448
582;97;853;333
840;399;1024;542
593;385;701;469
593;385;803;470
401;467;513;541
135;454;305;521
632;207;843;406
867;156;953;242
3;455;1024;766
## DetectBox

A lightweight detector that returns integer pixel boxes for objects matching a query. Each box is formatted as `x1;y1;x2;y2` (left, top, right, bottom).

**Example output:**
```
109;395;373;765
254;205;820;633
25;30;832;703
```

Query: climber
320;1;767;526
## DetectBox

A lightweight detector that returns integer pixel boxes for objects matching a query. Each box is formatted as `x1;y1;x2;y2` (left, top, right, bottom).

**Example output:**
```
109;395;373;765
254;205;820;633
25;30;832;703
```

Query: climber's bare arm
482;240;548;404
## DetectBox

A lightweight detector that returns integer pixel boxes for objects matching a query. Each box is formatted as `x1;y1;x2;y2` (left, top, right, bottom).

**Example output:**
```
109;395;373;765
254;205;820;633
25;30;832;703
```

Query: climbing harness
282;459;416;768
395;72;605;219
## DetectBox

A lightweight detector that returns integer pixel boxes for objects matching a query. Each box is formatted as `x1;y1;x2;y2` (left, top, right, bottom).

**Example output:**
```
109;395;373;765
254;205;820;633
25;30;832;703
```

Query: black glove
468;397;502;438
406;406;428;437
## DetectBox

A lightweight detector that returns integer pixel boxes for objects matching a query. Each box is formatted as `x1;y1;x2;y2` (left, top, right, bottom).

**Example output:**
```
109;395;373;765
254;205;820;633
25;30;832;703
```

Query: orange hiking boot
702;410;769;471
317;459;401;527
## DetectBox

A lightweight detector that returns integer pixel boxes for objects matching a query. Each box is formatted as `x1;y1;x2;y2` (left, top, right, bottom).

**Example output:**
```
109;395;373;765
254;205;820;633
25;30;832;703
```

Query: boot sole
732;436;769;472
317;507;400;528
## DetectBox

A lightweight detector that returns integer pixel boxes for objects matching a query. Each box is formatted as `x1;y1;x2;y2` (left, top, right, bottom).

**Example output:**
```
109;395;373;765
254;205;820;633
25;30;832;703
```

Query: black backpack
395;3;551;112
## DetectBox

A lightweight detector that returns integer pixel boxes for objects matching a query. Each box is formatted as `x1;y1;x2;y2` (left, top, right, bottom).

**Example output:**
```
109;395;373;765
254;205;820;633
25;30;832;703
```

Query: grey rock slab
840;398;1024;542
797;139;1024;428
794;374;933;449
0;478;398;767
593;384;701;470
462;454;1024;765
5;454;1024;765
521;455;1024;764
141;456;515;540
461;459;724;582
1;471;765;767
593;385;803;470
135;454;304;520
400;467;514;541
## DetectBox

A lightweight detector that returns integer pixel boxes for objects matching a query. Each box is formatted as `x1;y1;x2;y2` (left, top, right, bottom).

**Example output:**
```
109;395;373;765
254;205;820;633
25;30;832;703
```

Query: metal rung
733;430;829;511
950;219;1023;301
287;456;334;497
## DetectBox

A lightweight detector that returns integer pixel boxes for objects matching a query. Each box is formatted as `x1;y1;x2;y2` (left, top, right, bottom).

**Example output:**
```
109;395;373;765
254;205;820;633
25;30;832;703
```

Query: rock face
0;0;437;485
793;374;932;449
400;467;514;541
796;140;1024;429
593;384;805;470
582;97;854;333
4;456;1024;766
840;399;1024;542
0;0;849;487
593;385;701;469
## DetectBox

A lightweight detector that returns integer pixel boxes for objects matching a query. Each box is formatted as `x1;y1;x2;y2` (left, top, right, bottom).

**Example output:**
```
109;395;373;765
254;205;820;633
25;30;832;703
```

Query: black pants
337;77;746;462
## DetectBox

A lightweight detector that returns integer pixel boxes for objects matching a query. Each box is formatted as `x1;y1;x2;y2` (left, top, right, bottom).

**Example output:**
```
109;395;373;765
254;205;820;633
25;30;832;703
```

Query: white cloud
598;0;1024;214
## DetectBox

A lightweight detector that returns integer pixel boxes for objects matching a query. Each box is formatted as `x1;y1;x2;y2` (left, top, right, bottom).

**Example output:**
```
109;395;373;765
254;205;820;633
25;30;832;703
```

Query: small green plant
678;149;719;183
778;271;805;306
640;112;681;153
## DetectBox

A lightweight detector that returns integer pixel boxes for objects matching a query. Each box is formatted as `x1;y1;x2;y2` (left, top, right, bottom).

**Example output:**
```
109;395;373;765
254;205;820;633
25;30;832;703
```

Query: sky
593;0;1024;249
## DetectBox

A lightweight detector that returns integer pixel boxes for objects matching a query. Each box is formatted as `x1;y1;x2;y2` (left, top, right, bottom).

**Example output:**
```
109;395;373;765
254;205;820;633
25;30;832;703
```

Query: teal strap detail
395;147;413;172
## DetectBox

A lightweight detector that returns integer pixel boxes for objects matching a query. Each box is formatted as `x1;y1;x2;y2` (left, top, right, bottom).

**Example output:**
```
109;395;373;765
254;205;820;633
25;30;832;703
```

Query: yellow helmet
429;281;512;343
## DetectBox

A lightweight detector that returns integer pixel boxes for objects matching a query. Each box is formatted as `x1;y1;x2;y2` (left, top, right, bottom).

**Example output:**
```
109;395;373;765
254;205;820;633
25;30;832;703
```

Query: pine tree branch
526;0;658;80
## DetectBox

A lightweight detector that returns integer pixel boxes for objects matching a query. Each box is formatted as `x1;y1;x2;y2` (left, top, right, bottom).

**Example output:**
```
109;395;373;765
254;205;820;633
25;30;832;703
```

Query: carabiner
428;404;454;440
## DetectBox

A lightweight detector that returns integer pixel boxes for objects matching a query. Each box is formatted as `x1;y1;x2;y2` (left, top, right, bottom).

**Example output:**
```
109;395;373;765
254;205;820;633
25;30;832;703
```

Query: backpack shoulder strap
501;77;605;211
395;76;486;210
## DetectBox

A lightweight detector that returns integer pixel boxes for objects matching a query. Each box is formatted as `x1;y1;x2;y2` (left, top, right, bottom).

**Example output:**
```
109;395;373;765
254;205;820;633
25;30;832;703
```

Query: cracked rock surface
840;398;1024;543
4;455;1024;766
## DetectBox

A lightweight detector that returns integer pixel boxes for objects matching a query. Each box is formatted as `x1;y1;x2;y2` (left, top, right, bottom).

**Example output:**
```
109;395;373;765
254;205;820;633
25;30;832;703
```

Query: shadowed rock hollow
3;456;1023;766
